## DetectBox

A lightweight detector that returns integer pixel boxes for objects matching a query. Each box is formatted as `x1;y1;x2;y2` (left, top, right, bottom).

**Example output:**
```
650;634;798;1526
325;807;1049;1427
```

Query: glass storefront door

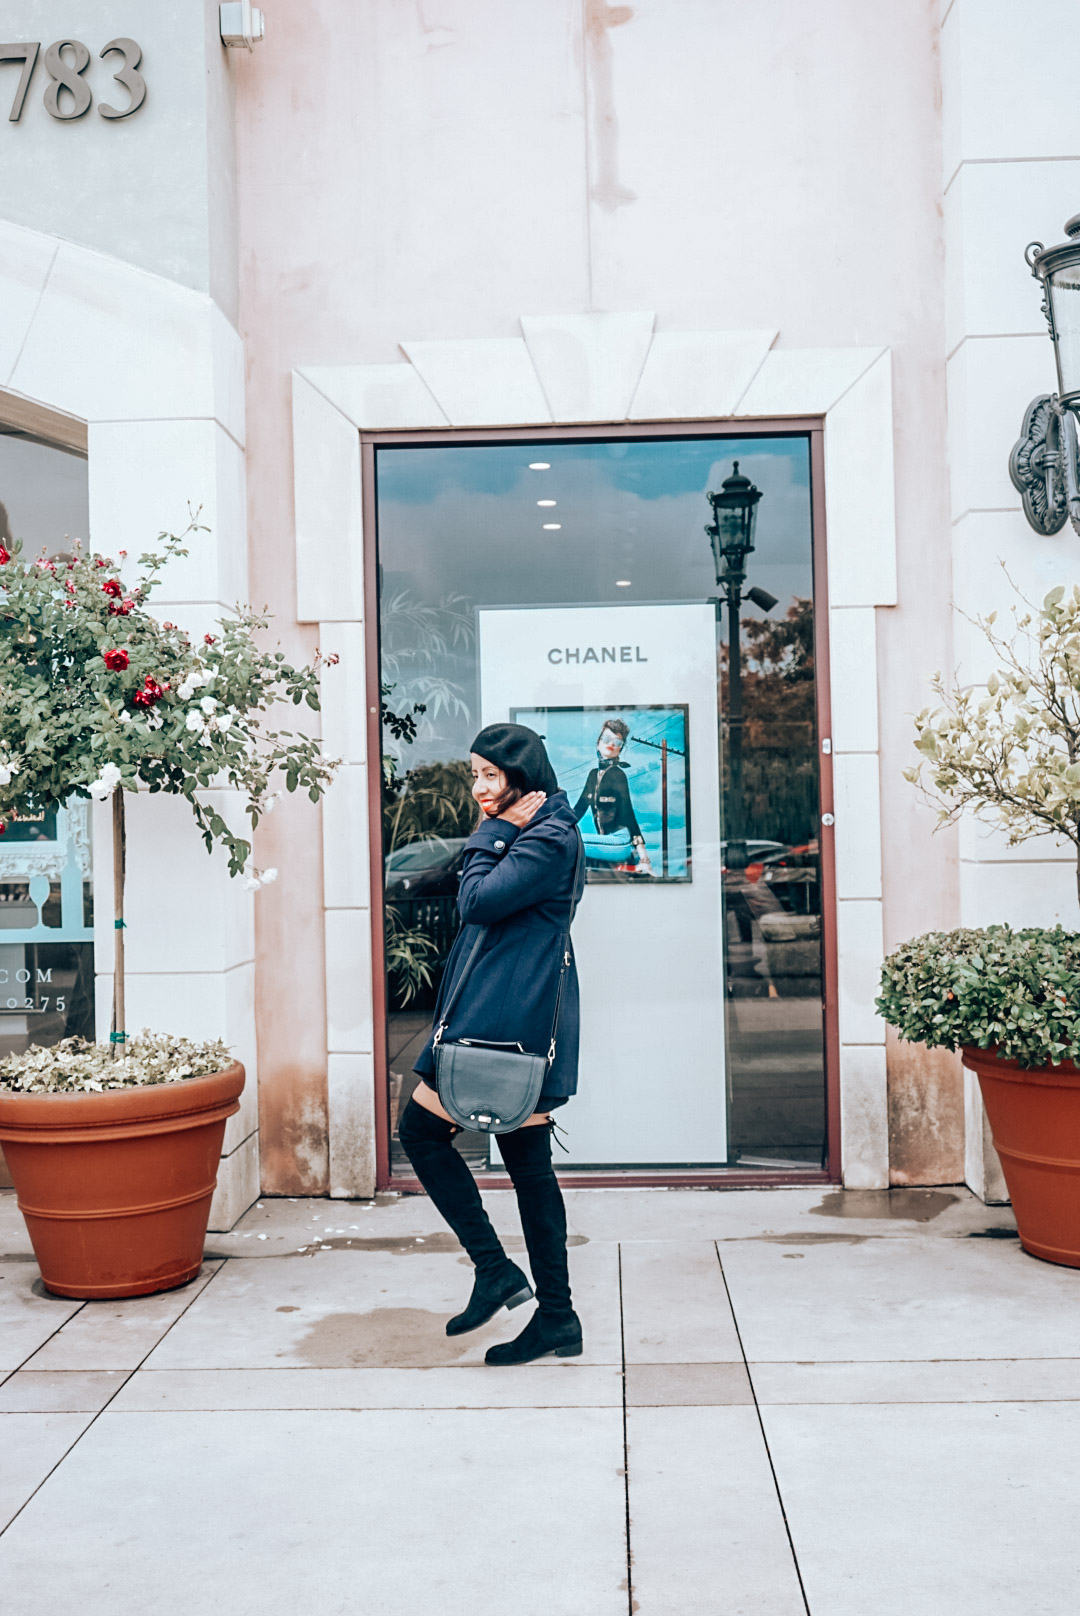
0;425;95;1189
373;431;830;1175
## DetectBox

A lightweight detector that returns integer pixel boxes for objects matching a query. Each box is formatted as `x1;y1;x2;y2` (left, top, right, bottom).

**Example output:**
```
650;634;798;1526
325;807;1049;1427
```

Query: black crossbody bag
432;832;584;1134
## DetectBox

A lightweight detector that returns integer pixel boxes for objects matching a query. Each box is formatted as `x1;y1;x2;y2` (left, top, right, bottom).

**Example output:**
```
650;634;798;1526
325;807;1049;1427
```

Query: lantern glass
1048;259;1080;402
714;500;757;564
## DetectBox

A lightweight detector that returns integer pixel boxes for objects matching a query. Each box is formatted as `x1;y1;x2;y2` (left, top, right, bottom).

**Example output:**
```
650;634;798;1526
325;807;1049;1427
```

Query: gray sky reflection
0;434;89;555
376;435;814;766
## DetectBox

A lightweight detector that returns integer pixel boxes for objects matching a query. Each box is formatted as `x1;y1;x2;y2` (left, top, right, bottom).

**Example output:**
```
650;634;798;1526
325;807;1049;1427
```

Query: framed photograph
512;704;691;884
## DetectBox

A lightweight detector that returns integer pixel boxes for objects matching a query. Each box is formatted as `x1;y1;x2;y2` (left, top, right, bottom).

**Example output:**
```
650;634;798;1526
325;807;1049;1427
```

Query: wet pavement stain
810;1188;959;1222
290;1307;480;1367
746;1231;870;1246
967;1227;1020;1239
207;1233;588;1259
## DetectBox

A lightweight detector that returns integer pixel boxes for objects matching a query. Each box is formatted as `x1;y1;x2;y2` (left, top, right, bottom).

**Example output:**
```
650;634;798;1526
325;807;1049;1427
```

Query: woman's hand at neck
495;790;547;829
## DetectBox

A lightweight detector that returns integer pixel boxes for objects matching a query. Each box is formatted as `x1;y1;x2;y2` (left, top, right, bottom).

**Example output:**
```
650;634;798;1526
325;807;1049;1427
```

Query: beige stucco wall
234;0;960;1190
0;1;238;318
2;1;1073;1201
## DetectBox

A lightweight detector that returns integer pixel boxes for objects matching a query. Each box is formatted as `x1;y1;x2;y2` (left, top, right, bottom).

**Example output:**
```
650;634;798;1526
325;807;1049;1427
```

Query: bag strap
433;826;584;1055
545;830;584;1065
432;926;485;1048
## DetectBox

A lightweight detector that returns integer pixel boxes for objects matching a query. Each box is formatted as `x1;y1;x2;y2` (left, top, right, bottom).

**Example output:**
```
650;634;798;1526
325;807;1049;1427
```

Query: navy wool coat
414;792;585;1100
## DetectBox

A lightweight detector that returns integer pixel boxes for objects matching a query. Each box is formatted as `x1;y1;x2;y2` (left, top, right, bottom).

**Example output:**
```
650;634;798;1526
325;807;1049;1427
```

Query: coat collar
532;789;573;825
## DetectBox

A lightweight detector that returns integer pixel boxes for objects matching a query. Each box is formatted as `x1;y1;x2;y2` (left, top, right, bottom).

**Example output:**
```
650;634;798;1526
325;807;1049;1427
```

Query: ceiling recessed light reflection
528;462;551;470
537;499;557;507
542;523;562;530
615;579;631;587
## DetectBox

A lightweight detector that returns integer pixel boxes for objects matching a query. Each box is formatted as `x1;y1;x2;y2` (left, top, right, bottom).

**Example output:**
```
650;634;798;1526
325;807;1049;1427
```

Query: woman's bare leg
410;1080;551;1126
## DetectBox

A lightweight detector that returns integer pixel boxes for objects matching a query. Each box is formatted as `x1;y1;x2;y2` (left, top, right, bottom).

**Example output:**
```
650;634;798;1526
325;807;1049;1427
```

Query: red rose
104;648;129;671
204;634;217;645
102;579;123;598
108;598;133;617
0;545;9;565
132;675;164;708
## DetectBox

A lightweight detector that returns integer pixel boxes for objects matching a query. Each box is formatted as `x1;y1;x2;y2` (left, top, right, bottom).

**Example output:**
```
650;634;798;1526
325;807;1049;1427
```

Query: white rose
199;696;219;715
217;711;233;732
260;868;278;885
0;765;10;787
185;710;205;733
179;668;210;701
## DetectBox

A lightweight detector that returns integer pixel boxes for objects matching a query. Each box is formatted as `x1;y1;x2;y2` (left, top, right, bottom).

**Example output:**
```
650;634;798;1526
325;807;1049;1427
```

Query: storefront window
375;433;826;1173
0;427;95;1059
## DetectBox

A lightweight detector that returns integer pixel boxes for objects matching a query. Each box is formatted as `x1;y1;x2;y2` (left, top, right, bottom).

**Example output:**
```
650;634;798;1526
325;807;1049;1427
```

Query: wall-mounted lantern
1011;215;1080;536
220;2;266;50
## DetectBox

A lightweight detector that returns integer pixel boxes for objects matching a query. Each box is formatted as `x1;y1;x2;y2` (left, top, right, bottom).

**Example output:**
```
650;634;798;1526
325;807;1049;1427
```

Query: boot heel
506;1285;534;1310
556;1339;583;1357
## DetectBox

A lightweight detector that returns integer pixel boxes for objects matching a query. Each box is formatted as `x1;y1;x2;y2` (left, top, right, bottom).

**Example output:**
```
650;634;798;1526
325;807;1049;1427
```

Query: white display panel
478;603;726;1165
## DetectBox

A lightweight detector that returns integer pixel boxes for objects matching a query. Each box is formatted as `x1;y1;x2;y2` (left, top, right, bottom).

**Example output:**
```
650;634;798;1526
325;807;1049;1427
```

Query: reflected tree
720;597;818;847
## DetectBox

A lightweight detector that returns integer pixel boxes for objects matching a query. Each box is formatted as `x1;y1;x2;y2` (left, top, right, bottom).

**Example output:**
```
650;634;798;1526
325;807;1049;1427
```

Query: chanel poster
511;704;691;883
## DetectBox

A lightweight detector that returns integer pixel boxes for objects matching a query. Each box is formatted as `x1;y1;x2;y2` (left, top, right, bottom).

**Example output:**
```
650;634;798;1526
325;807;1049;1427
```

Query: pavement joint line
617;1242;633;1616
715;1239;813;1616
4;1295;89;1385
0;1255;231;1540
745;1355;1080;1365
95;1402;622;1412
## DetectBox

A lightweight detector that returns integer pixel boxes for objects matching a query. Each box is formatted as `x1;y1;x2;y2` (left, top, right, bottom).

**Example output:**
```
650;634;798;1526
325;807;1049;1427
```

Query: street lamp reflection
706;463;777;868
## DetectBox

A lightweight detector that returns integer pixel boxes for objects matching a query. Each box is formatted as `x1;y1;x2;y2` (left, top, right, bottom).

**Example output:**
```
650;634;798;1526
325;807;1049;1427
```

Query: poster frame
510;700;692;886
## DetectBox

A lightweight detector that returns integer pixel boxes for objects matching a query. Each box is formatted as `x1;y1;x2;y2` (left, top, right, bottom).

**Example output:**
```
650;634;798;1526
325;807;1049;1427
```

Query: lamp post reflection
706;462;777;869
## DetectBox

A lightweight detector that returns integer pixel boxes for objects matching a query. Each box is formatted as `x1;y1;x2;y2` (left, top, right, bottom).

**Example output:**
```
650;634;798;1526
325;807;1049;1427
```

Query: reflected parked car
384;836;468;900
720;839;787;875
759;841;820;916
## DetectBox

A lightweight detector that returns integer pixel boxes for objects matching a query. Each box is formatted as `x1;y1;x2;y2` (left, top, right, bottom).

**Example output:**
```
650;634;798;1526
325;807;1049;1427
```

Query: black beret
470;723;559;797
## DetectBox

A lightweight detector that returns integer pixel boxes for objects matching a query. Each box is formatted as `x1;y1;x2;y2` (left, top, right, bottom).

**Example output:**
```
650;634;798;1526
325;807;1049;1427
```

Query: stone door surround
292;314;896;1196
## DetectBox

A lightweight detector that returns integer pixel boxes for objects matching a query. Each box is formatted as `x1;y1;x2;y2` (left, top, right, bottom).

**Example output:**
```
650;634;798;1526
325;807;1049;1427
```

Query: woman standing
397;722;585;1365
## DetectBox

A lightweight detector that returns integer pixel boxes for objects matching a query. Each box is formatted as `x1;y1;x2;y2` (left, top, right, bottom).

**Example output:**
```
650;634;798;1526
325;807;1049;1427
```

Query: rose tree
0;524;337;1054
908;583;1080;906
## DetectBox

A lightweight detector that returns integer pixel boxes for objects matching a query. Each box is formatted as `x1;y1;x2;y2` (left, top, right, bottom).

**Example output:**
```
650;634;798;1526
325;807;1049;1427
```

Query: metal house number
0;39;146;122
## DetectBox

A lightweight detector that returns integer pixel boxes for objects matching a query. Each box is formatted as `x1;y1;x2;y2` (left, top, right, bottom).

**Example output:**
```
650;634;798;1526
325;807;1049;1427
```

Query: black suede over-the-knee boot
397;1097;532;1335
485;1121;582;1366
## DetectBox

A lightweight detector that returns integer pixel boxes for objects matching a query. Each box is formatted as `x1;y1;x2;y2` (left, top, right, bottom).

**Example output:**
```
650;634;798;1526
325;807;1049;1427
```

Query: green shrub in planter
877;926;1080;1068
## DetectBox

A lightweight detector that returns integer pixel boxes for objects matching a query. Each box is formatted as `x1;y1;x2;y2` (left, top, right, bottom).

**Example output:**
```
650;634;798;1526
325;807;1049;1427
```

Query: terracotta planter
962;1045;1080;1268
0;1063;244;1298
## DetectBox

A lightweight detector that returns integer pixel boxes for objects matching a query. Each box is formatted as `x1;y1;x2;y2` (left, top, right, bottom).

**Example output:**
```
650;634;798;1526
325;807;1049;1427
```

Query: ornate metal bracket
1010;394;1071;536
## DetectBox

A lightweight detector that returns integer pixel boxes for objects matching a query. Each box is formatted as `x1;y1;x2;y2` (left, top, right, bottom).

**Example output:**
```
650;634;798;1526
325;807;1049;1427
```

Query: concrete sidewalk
1;1182;1078;1615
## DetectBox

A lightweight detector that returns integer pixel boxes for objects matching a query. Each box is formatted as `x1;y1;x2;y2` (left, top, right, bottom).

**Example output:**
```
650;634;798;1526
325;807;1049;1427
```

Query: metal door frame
361;419;841;1191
